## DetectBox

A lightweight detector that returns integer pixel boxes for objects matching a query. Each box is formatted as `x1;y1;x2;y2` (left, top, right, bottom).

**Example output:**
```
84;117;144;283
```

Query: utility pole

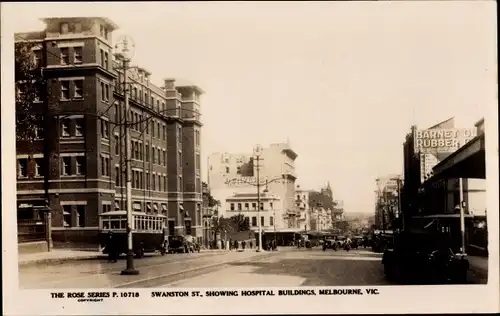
117;36;139;276
459;177;466;254
254;145;263;252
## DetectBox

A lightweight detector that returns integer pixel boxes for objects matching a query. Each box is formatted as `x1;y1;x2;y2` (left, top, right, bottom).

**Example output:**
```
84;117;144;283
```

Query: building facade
294;186;310;231
225;193;281;232
207;142;299;230
15;17;204;249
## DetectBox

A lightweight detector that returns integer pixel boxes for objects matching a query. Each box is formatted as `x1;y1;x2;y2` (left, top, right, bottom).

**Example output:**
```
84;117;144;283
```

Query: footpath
18;247;263;267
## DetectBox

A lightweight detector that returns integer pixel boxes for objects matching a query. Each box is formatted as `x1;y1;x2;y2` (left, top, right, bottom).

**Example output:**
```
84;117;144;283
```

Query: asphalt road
19;247;486;288
164;248;391;287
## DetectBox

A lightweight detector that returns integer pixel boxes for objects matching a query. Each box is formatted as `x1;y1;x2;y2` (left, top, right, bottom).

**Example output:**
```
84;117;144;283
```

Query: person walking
106;231;118;263
242;240;246;250
249;240;253;249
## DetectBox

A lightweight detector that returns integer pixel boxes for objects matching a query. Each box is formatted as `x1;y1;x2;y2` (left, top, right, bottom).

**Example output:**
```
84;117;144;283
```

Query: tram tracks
113;252;276;288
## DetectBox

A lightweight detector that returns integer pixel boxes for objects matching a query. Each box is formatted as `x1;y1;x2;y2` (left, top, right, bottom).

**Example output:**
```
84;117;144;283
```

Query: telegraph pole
254;145;263;252
117;36;139;275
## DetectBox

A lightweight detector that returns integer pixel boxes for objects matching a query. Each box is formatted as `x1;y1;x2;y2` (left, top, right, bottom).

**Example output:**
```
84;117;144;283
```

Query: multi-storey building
15;17;204;250
207;142;299;230
225;192;281;232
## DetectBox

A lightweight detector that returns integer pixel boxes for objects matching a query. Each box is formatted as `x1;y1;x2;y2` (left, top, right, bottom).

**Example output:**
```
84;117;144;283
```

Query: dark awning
432;134;485;179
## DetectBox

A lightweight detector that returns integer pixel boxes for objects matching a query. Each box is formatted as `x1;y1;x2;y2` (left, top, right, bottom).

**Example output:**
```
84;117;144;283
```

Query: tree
15;41;46;142
229;214;250;232
211;216;232;239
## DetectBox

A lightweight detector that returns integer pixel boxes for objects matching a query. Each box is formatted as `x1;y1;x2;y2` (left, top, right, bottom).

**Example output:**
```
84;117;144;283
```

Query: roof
226;192;280;200
40;17;119;31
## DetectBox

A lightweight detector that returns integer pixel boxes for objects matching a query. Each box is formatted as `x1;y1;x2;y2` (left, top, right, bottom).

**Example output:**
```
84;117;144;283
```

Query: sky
2;1;497;214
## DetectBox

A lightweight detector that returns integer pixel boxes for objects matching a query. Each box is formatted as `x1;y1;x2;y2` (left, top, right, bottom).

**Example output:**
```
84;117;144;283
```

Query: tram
98;210;168;258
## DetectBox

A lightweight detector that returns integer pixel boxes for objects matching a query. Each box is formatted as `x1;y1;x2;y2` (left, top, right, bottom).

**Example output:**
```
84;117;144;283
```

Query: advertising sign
224;176;267;187
414;128;476;154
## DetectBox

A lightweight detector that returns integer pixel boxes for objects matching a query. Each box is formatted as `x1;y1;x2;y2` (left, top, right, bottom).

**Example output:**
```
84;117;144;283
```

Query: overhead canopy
432;133;485;179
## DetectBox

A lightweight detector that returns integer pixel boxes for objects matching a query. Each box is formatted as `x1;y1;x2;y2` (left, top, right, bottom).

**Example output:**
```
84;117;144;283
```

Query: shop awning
114;201;120;210
432;134;485;179
153;204;158;211
162;204;168;211
179;204;184;211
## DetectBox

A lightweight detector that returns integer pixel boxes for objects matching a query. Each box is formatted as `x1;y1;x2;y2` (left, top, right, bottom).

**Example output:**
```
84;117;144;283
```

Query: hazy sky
3;1;496;214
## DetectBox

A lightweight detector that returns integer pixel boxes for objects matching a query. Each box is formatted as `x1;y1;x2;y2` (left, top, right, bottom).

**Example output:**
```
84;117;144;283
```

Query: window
61;120;70;137
60;22;69;34
100;49;104;66
156;99;159;112
101;156;109;176
34;158;44;177
60;81;70;100
237;166;241;174
252;203;256;210
114;135;119;155
76;205;85;227
158;175;162;192
18;159;28;177
100;119;109;139
75;119;83;136
152;173;156;191
244;203;249;210
134;142;139;160
100;82;106;101
237;203;242;211
63;205;72;227
162;150;166;166
270;202;273;209
33;50;42;67
60;48;69;64
135;171;140;189
62;157;71;175
163;125;166;140
74;80;83;98
76;156;85;175
74;23;82;33
158;148;161;165
261;216;264;226
145;143;149;162
115;166;120;185
152;147;156;164
252;217;257;227
230;203;235;211
157;122;160;138
73;47;82;64
260;203;264;210
270;216;274;226
164;176;167;192
195;130;200;146
226;166;230;174
151;97;154;108
104;52;109;69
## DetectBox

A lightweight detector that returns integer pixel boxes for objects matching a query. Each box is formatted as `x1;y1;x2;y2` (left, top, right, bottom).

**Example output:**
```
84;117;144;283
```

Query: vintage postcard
1;1;498;315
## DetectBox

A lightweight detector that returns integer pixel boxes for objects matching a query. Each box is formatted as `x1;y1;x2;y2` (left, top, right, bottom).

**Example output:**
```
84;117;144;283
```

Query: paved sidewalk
20;248;230;266
19;250;105;266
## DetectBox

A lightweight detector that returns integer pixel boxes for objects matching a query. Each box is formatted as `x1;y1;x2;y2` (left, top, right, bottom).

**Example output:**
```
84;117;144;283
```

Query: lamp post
116;35;139;276
262;177;283;247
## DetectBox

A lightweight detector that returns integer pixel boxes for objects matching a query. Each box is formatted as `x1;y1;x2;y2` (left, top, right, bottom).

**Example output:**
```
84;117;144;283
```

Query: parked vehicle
323;239;338;251
168;235;189;253
98;211;168;258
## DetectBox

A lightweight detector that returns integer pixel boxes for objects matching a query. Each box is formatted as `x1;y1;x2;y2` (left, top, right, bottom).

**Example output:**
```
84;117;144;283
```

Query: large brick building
15;17;204;250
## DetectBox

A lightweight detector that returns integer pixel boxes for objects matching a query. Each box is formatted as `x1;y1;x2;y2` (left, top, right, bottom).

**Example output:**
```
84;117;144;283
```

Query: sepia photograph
2;1;498;315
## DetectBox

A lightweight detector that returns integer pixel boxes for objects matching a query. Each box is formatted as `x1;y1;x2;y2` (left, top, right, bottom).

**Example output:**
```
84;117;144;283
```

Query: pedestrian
229;238;233;251
106;231;117;263
234;239;239;251
242;240;246;250
250;240;253;249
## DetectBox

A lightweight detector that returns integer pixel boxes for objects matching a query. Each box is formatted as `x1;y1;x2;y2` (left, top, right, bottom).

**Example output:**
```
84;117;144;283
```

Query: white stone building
207;142;299;230
225;192;281;232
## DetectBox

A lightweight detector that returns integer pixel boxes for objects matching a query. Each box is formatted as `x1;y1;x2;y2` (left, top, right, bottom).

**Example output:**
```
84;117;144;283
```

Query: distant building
295;185;311;231
207;141;299;229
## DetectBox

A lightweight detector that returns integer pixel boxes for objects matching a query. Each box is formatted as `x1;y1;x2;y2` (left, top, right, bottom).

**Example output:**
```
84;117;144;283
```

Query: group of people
228;239;253;251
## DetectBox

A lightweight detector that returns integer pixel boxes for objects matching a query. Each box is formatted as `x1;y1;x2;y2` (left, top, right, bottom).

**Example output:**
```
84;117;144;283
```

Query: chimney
164;78;176;90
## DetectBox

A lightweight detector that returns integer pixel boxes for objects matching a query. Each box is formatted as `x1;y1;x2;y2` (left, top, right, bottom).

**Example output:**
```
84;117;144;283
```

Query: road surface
19;247;486;288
